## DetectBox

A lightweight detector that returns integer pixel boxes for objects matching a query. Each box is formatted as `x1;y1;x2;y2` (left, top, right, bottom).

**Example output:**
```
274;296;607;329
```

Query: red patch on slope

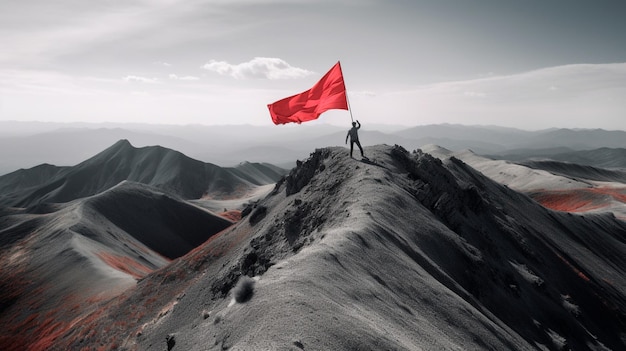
53;225;245;349
0;280;111;351
589;187;626;202
8;219;249;350
96;252;153;279
556;253;591;282
218;210;242;222
530;187;626;213
531;190;606;212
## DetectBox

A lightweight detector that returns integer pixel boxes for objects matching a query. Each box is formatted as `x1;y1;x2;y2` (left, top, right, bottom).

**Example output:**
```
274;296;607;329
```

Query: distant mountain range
1;121;626;176
0;139;285;208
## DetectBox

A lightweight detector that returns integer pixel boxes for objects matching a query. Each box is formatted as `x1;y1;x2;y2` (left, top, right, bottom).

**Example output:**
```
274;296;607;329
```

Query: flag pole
346;90;355;123
339;61;355;123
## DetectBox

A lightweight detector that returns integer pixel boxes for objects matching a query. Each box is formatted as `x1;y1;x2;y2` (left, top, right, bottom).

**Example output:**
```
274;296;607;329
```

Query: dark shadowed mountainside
28;145;624;351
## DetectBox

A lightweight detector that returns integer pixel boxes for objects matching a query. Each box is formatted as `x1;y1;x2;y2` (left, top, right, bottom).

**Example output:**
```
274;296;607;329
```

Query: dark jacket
346;121;361;142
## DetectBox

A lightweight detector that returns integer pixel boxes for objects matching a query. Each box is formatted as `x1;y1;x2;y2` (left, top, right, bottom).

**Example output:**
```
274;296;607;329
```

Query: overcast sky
1;0;625;130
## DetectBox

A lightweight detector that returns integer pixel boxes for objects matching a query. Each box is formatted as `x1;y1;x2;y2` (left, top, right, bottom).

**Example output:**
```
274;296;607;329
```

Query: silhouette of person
345;120;364;158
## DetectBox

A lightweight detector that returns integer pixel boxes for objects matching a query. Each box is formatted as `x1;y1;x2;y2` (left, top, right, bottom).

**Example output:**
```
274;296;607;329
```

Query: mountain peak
111;138;133;149
114;138;132;146
84;138;136;164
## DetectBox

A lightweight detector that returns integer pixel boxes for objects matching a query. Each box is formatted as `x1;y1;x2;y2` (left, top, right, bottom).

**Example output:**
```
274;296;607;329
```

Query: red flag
268;62;348;125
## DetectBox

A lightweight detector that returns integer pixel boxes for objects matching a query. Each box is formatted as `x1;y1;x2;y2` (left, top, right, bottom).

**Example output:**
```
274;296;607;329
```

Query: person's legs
356;140;364;157
350;140;354;157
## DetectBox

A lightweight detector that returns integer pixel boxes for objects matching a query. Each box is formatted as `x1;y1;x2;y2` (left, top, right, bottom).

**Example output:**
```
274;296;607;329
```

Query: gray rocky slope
50;145;626;350
0;181;235;351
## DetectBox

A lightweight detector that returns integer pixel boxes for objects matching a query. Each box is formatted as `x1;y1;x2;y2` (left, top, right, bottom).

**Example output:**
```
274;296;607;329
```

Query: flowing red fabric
268;62;348;125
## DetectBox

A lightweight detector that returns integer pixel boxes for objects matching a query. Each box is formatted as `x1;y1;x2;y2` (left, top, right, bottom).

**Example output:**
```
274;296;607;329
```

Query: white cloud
169;74;199;81
202;57;315;80
123;75;158;84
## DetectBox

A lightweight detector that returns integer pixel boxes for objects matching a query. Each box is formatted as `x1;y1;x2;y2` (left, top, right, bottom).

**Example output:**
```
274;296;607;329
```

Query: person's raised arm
357;120;361;129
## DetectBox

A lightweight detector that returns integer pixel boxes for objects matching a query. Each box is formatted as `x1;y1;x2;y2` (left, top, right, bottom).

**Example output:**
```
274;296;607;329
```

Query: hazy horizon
2;119;626;133
1;1;625;130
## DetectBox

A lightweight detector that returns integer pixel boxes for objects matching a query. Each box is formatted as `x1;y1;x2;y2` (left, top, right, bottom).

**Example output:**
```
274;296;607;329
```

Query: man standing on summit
345;120;364;158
